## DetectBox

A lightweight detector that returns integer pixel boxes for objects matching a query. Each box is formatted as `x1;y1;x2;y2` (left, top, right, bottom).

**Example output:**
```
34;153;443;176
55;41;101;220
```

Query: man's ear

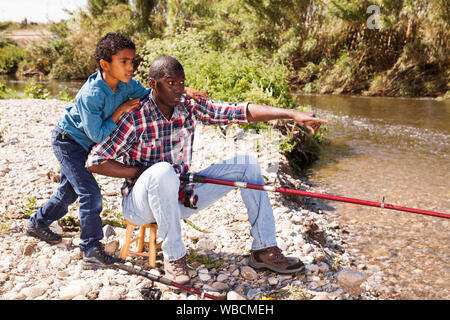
148;78;156;89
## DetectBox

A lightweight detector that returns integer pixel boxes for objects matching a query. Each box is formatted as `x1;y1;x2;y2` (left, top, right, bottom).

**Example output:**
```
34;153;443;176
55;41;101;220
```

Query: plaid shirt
86;90;249;196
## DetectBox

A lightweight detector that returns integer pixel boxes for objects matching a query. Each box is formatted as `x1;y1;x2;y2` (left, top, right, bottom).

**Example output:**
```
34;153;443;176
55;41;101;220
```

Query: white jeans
122;155;277;261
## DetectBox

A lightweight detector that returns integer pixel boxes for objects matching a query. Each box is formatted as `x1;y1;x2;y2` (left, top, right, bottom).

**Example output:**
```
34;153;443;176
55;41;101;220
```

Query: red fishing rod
179;173;449;220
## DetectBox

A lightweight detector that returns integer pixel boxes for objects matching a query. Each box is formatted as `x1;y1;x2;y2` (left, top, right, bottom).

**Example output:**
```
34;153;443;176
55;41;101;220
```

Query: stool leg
137;226;146;253
149;225;157;268
120;224;134;261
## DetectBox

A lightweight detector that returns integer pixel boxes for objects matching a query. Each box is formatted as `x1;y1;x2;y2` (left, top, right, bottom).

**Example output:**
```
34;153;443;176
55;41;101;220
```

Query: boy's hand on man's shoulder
111;99;141;123
184;87;210;100
121;98;141;112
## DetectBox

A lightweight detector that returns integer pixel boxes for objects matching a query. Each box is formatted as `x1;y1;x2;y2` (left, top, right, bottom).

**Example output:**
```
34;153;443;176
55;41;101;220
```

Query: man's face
150;71;185;108
101;48;135;83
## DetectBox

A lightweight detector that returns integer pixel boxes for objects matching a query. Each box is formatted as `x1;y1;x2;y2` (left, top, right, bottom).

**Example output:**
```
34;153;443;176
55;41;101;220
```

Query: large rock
50;251;71;269
337;268;368;295
240;266;258;281
20;283;49;299
59;280;91;300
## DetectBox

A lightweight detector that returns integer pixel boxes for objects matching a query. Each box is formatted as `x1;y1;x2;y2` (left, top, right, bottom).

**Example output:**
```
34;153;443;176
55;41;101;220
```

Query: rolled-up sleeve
189;97;249;126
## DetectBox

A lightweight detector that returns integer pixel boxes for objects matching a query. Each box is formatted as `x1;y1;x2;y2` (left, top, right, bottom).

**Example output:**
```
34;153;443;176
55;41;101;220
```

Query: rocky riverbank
0;99;389;300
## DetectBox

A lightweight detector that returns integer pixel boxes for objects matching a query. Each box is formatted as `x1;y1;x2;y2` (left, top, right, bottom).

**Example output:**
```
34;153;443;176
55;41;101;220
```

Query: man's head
95;33;135;83
148;56;185;109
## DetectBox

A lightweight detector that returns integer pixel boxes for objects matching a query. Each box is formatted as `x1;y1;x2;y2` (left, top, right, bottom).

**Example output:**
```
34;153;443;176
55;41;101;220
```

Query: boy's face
101;48;135;83
149;71;185;109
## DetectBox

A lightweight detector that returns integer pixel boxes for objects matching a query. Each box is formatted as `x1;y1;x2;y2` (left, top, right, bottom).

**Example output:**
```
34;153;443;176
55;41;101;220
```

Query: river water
0;75;83;97
296;95;449;300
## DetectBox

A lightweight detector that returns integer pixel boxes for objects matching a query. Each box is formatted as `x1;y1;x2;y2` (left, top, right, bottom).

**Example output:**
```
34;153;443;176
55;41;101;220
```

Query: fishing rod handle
179;173;206;183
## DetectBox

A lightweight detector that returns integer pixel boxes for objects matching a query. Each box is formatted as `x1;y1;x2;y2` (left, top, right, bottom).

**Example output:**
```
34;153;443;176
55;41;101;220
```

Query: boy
27;34;207;269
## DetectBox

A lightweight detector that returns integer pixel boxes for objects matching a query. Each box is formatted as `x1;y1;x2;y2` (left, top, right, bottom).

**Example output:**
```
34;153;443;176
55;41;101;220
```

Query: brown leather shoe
163;255;190;285
249;246;305;274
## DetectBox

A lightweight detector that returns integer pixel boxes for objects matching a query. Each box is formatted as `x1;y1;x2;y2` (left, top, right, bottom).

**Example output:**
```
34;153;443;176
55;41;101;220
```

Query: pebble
0;99;386;300
59;280;91;300
337;268;369;296
240;266;258;281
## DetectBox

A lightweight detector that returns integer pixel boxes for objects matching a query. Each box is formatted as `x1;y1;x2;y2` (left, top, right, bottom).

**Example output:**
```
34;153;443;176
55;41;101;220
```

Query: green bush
0;82;20;99
0;44;27;74
24;81;51;99
136;29;294;110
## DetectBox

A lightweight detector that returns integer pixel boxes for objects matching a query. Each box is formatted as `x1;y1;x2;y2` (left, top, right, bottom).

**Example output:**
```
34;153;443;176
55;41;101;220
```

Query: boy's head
148;56;185;108
94;32;135;73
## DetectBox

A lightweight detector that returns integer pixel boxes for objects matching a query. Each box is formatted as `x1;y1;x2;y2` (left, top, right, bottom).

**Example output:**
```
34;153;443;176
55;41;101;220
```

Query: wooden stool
120;220;159;268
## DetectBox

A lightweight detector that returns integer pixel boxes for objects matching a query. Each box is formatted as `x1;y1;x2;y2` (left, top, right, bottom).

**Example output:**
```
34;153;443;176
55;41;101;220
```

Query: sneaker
248;246;305;274
82;244;124;269
26;223;62;245
163;256;190;285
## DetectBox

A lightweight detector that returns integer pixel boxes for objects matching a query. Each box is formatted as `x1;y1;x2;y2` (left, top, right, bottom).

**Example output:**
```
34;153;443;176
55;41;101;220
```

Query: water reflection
0;75;83;98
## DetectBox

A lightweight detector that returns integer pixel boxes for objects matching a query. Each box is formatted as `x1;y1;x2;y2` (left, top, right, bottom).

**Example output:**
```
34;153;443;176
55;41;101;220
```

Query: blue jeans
29;126;103;252
123;155;277;261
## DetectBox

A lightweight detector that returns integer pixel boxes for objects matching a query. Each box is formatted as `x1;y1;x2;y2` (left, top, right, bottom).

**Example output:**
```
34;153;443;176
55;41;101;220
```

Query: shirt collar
94;71;126;96
143;90;188;122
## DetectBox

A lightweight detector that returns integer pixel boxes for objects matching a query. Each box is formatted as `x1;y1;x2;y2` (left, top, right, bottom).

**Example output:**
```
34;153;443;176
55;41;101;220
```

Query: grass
101;200;124;228
0;221;11;235
22;196;38;218
265;284;310;300
186;249;224;269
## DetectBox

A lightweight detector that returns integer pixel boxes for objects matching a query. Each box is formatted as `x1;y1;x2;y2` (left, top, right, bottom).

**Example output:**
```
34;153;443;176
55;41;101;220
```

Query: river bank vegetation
0;0;448;99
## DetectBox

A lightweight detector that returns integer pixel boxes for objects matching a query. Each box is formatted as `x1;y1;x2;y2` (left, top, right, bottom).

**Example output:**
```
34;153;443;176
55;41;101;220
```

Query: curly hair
94;32;135;72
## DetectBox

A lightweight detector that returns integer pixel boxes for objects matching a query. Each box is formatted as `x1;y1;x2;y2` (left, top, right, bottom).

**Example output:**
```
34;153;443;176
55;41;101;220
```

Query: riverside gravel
0;98;391;300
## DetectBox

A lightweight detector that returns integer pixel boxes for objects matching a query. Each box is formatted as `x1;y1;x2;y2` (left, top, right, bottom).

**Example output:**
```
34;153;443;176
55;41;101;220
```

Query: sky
0;0;88;23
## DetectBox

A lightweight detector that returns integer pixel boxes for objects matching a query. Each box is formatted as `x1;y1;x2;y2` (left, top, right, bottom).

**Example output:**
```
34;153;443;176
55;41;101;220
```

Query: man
86;56;327;284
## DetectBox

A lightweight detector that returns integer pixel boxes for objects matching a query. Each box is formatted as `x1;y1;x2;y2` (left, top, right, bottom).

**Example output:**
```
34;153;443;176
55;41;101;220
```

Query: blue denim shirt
57;71;150;151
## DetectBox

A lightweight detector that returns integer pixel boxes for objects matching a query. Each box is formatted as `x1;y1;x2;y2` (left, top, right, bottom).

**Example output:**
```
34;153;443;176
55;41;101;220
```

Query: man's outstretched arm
246;103;328;134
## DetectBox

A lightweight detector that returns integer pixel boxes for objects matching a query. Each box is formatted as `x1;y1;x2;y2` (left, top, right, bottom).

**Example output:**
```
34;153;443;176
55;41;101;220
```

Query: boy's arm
110;98;140;123
184;87;210;99
78;92;118;144
246;103;328;135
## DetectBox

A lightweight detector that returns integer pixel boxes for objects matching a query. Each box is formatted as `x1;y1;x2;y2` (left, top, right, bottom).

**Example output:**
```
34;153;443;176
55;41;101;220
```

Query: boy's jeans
29;126;103;252
123;155;277;261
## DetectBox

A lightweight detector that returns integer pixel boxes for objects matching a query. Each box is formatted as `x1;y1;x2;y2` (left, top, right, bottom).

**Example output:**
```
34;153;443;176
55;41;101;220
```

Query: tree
87;0;129;16
131;0;158;28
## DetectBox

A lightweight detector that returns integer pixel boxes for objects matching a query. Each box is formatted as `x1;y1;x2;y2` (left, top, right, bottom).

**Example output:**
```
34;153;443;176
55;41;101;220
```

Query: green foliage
56;90;75;102
0;82;20;99
186;249;224;269
136;29;294;109
59;215;81;232
0;21;21;32
23;196;38;218
24;81;51;99
101;199;124;227
0;44;27;74
87;0;129;15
